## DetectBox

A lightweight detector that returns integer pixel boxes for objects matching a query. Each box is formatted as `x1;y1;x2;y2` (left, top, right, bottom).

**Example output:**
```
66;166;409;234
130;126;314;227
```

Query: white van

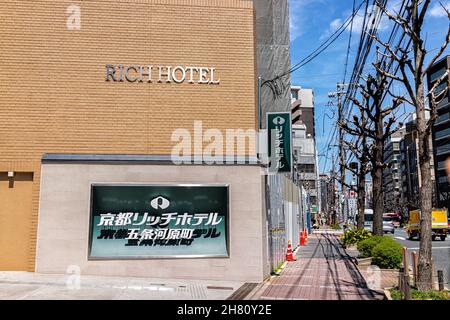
364;209;373;231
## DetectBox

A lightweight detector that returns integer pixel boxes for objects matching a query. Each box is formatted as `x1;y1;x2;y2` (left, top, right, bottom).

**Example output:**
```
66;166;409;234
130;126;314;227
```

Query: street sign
267;112;292;173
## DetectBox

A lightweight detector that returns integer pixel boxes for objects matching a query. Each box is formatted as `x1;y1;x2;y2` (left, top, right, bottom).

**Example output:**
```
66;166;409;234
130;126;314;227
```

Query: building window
430;67;447;83
435;127;450;140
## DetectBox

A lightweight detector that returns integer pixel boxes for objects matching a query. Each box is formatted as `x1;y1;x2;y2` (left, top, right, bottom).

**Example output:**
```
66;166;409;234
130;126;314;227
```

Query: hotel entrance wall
36;161;267;282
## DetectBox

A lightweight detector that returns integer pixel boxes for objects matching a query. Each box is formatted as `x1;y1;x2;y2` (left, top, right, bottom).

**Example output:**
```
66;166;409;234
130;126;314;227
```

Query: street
388;228;450;288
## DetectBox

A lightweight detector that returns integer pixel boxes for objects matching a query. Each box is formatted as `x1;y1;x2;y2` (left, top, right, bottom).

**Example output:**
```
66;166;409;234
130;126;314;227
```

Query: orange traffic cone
286;240;295;261
300;231;305;246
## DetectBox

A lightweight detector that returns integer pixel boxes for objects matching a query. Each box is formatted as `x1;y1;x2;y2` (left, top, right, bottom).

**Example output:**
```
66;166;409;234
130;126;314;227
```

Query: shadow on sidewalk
320;233;384;300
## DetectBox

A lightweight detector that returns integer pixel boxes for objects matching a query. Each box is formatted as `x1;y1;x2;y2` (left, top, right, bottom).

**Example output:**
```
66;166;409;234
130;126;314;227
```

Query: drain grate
226;282;258;300
206;286;234;290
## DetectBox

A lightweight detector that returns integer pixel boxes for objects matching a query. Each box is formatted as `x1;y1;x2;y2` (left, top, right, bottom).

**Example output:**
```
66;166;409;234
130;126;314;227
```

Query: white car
383;217;395;234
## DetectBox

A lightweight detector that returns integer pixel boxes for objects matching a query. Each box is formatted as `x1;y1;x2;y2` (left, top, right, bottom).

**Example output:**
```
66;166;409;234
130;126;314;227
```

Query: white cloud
321;4;390;40
289;0;303;42
329;18;343;32
289;0;327;42
429;2;450;18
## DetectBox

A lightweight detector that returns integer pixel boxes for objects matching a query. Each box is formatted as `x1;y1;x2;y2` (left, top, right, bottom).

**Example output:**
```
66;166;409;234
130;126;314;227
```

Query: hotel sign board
267;112;292;173
105;65;220;84
89;185;229;259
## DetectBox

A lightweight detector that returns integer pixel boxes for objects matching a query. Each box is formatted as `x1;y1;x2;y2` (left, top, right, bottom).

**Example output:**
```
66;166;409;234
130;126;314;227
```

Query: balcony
299;172;317;181
435;111;450;126
435;127;450;141
436;144;450;156
437;97;449;112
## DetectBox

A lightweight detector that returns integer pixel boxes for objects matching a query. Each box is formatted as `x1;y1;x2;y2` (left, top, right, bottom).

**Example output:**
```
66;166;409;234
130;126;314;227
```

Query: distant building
428;55;450;211
292;124;320;217
365;180;373;209
399;113;436;214
291;87;316;138
383;128;406;213
291;86;320;219
347;178;358;225
319;174;332;218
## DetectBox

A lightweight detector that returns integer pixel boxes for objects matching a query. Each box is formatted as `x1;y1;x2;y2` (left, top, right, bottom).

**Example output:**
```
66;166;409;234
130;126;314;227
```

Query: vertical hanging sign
267;112;292;173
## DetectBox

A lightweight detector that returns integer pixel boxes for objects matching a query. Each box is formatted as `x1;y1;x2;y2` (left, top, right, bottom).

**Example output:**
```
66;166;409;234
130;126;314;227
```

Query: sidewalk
0;272;243;300
250;231;386;300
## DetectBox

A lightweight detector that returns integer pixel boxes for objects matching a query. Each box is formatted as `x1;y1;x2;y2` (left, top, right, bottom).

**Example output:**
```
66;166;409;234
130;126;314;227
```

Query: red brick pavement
256;232;386;300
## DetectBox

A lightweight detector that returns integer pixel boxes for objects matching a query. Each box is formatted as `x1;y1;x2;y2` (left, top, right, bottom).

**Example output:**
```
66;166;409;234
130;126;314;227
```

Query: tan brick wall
0;0;256;159
0;0;256;271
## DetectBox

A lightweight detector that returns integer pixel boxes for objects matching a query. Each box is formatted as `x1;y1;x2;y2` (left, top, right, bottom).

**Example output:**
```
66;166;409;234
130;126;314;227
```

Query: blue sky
288;0;450;174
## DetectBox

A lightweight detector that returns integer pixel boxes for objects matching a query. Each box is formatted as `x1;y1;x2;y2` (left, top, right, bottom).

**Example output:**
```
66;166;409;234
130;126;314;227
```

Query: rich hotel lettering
106;64;220;84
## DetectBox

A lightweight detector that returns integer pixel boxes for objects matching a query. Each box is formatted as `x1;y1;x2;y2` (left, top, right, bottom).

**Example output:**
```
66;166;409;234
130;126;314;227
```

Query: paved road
388;228;450;287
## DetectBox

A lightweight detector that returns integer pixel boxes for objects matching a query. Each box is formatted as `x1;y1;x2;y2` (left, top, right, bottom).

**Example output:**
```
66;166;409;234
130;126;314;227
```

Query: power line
262;0;367;92
343;0;357;84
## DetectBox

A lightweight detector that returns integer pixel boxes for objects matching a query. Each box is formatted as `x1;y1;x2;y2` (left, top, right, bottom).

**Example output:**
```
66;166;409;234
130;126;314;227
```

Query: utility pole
337;83;347;225
328;82;348;224
330;156;337;225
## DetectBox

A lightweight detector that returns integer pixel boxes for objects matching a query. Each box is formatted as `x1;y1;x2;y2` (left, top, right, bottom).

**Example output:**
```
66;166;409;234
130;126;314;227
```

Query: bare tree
342;63;405;236
342;140;370;230
372;0;450;291
341;90;371;230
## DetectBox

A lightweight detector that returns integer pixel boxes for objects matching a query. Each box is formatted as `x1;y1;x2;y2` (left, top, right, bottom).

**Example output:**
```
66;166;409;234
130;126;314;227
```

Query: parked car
383;216;395;234
384;212;401;228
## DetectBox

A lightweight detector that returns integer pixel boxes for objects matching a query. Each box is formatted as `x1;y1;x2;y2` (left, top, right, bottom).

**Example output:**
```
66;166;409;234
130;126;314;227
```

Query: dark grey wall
254;0;292;123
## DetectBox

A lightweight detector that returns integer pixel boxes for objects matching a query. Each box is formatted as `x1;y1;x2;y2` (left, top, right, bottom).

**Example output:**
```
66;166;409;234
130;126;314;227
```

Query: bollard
402;247;410;280
431;257;437;290
411;251;418;288
438;270;444;291
403;272;411;300
398;267;404;293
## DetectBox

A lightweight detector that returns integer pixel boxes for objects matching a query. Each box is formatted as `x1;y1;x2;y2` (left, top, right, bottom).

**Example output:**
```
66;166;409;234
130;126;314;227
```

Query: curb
383;288;393;300
340;243;389;301
243;276;272;300
245;244;303;299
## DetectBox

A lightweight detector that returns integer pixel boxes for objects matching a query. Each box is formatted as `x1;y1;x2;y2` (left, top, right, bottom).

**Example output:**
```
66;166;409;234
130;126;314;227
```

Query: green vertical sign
267;112;292;173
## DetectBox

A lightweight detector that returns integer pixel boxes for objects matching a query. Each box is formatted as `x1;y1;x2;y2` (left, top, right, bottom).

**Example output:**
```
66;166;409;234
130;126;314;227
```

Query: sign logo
273;116;286;125
151;196;170;210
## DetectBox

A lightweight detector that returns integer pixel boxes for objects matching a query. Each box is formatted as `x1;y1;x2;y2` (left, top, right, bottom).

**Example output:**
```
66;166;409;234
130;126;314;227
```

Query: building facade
255;0;305;272
365;180;373;209
399;113;436;214
383;129;405;213
428;55;450;211
290;87;320;219
291;87;316;138
292;124;320;223
0;0;278;282
319;174;331;219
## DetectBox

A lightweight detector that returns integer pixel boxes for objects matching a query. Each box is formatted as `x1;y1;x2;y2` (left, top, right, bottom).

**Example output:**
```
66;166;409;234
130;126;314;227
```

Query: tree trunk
357;166;366;230
372;93;385;236
372;163;384;236
416;78;433;292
